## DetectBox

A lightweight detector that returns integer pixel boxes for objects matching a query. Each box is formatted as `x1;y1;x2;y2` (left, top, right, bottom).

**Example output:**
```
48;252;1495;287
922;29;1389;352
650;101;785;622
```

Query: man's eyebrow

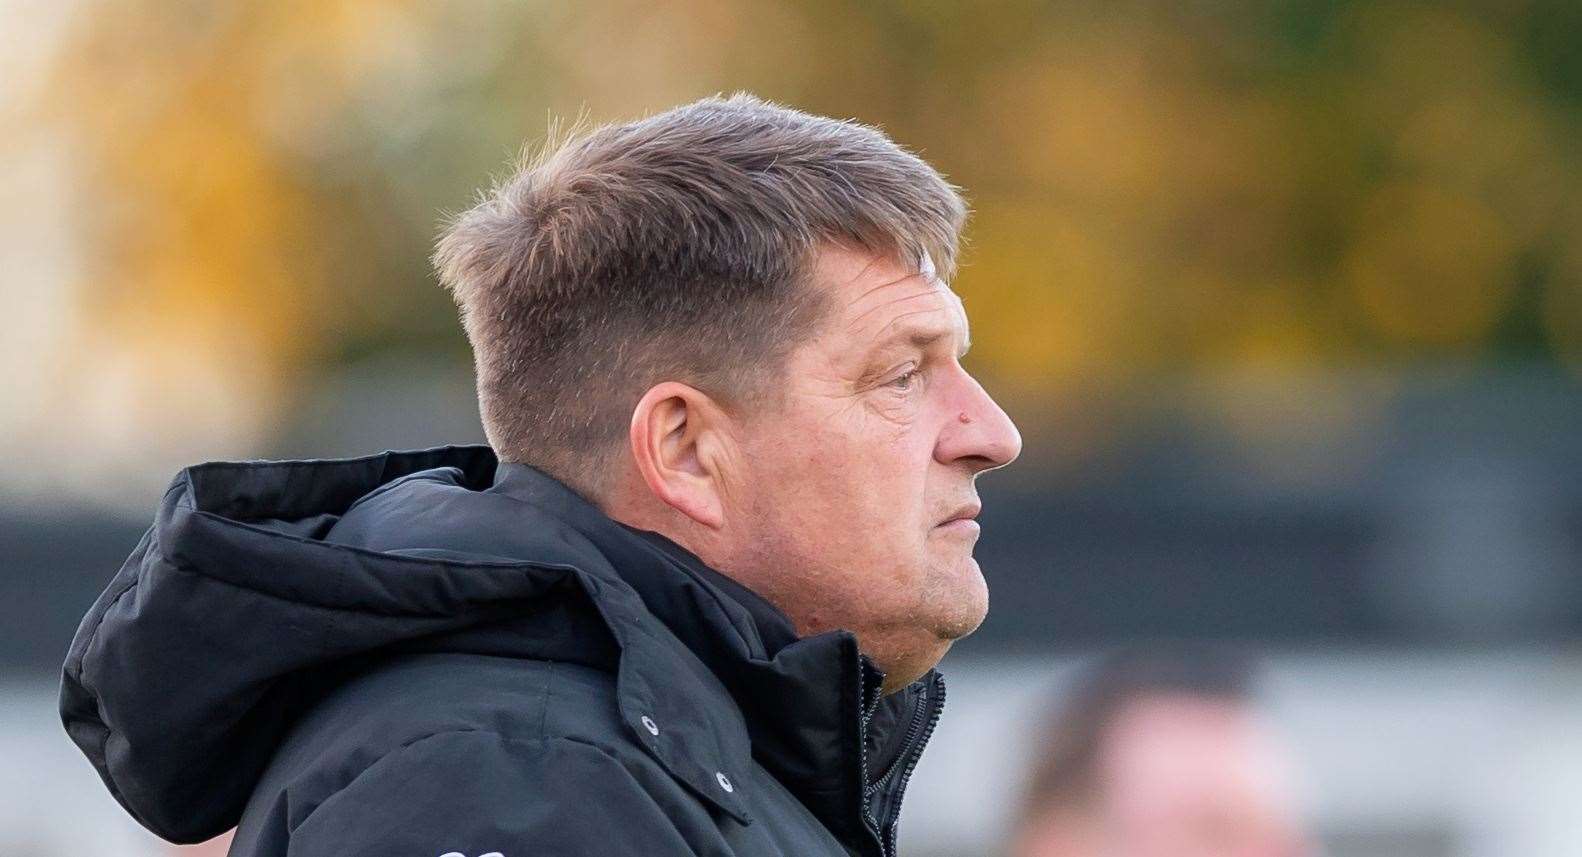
866;321;971;360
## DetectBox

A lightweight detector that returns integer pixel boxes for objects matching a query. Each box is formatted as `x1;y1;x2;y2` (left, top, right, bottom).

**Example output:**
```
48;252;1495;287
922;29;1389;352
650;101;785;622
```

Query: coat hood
59;444;940;846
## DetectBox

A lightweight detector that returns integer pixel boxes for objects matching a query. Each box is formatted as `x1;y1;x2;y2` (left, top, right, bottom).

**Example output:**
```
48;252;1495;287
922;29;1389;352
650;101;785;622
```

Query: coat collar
488;457;935;846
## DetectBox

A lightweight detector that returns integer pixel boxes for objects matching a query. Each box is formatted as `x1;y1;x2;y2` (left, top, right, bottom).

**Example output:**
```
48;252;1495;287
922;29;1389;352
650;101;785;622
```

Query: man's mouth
935;500;982;533
936;518;981;536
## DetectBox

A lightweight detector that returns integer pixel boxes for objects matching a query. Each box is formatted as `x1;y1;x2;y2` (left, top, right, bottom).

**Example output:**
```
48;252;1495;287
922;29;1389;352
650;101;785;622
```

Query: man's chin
933;558;989;640
942;599;989;640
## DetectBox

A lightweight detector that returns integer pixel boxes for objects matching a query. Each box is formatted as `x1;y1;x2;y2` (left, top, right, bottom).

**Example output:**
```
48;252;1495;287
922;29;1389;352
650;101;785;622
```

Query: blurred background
3;0;1580;855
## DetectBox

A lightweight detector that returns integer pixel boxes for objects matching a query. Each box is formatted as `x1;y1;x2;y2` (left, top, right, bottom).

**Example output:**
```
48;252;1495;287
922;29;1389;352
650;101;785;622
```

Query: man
1010;648;1311;857
60;91;1021;856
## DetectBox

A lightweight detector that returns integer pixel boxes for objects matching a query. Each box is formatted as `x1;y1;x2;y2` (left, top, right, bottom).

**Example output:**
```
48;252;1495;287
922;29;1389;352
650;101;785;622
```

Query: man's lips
936;518;981;535
935;501;982;531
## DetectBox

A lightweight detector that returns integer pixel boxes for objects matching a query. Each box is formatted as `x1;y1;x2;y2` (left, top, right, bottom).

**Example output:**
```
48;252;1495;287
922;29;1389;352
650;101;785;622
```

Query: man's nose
937;371;1023;472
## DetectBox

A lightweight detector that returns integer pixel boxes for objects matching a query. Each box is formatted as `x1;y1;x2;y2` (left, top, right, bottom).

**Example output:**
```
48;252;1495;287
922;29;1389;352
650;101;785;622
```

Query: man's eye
887;368;921;392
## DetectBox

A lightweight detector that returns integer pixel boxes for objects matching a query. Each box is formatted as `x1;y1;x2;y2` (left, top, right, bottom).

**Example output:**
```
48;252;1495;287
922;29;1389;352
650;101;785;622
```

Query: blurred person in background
60;91;1020;857
1009;647;1311;857
169;830;231;856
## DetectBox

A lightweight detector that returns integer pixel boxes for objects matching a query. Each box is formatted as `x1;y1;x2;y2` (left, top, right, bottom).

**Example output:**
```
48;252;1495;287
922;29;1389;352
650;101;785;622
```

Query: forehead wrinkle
869;295;971;360
846;280;947;330
845;269;932;313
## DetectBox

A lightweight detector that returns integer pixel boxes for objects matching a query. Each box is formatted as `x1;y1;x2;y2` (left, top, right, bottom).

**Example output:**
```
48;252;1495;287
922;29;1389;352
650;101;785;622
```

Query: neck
603;474;946;696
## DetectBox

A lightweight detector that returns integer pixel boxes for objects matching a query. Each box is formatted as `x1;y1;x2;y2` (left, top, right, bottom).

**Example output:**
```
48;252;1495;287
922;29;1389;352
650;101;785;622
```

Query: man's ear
628;381;730;529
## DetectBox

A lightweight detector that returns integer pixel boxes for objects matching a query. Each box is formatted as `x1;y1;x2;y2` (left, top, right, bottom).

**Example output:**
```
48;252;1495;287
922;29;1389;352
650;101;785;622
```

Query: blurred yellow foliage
16;0;1582;455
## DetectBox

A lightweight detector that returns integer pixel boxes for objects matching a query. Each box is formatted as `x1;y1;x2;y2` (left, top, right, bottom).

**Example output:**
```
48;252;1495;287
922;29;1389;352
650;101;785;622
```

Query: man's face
1017;697;1310;857
721;243;1021;680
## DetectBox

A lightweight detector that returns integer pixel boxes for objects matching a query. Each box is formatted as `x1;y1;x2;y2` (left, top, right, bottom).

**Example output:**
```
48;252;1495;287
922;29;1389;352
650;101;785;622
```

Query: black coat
59;444;946;856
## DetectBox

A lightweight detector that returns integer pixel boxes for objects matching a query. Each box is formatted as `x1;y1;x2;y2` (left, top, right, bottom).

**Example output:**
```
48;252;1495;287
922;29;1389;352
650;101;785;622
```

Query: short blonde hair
433;91;968;499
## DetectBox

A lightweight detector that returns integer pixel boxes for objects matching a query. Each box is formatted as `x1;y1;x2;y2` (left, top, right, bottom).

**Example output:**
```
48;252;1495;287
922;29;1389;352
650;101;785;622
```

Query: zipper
881;670;946;857
854;654;888;856
864;681;930;798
